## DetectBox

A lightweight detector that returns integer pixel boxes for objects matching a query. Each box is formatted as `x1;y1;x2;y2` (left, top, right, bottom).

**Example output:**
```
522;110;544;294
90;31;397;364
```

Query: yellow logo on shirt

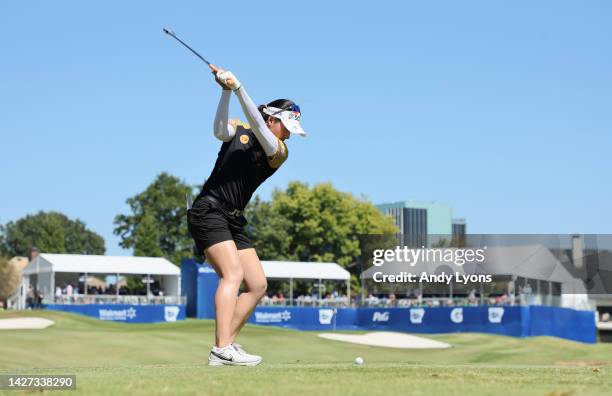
240;135;250;144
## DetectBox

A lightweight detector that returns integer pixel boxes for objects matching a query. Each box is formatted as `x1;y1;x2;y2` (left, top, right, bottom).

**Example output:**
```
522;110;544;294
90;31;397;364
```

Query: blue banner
247;306;360;331
179;259;596;343
527;305;596;343
245;305;594;343
44;304;186;323
181;259;219;319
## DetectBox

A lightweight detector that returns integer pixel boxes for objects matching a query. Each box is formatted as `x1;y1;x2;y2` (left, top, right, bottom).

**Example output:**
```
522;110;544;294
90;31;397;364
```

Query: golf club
163;27;234;85
163;27;213;66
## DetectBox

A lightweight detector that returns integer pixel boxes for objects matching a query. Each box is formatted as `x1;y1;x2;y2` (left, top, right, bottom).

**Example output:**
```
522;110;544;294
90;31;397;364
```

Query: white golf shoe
208;344;262;366
232;343;263;363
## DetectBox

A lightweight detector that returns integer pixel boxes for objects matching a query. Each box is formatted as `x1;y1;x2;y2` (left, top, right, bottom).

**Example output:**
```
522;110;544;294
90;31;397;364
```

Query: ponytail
258;104;269;122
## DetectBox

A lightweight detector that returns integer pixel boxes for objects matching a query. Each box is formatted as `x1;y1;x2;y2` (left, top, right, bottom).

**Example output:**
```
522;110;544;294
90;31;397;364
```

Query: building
452;218;467;245
377;201;458;247
378;205;427;247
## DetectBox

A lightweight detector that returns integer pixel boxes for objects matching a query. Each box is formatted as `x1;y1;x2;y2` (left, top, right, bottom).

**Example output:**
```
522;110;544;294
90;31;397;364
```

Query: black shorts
187;198;253;253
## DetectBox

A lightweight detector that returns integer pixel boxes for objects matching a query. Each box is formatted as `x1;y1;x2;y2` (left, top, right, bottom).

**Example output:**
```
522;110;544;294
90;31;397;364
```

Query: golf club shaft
164;29;211;66
163;28;233;85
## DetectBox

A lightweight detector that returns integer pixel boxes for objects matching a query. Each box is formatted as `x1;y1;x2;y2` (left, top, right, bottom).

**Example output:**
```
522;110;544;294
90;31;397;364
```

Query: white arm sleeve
213;90;236;142
234;86;279;156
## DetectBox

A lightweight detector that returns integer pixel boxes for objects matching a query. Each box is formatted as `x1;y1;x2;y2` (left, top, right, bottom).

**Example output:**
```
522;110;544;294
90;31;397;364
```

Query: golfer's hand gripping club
210;65;241;91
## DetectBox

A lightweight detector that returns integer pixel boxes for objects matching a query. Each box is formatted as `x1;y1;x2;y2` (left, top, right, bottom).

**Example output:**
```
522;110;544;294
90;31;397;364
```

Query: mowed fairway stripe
1;363;610;396
1;311;611;395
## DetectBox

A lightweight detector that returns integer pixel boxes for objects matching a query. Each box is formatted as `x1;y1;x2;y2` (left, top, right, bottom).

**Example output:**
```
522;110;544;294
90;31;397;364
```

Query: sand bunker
318;331;451;349
0;317;54;330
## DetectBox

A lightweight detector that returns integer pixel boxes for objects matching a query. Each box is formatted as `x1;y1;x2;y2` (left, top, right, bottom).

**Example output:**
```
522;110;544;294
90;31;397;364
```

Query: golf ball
355;357;364;365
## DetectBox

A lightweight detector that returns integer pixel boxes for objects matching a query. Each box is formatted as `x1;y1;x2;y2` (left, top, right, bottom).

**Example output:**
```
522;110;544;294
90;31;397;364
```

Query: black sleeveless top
197;125;288;210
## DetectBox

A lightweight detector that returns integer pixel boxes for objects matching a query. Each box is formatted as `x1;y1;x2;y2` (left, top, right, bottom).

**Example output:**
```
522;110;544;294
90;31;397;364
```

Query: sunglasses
287;103;301;114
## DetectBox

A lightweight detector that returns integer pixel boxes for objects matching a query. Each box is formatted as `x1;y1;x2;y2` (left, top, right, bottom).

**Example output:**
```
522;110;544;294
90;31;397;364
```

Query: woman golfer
187;66;306;366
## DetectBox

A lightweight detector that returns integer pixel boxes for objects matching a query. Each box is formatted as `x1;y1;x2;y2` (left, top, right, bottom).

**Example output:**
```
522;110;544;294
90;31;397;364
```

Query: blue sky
1;1;611;255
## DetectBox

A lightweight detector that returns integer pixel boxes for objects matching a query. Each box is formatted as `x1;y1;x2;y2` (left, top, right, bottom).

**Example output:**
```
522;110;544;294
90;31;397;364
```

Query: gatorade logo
450;308;464;323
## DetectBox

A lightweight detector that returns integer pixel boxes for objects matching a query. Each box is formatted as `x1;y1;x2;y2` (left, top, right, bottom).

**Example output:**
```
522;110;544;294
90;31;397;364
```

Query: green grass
1;310;611;395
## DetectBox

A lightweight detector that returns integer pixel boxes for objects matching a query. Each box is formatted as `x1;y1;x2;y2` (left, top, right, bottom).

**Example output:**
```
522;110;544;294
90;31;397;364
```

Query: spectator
35;291;43;308
389;293;396;307
26;285;34;309
468;289;477;305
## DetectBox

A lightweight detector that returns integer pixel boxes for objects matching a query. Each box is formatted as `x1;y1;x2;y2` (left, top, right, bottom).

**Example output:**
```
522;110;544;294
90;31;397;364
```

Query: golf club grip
209;65;235;88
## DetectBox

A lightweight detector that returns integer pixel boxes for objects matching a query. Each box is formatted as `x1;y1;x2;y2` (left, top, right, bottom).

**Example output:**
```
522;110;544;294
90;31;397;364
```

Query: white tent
259;261;351;303
20;254;181;309
23;254;180;276
261;261;349;280
360;245;580;306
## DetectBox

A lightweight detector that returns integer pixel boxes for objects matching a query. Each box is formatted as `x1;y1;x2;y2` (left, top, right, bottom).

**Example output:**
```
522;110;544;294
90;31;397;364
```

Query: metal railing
49;294;186;306
256;294;595;310
258;296;350;308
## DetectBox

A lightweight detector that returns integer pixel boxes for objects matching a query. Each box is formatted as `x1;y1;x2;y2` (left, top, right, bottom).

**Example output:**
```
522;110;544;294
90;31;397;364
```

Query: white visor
262;106;307;136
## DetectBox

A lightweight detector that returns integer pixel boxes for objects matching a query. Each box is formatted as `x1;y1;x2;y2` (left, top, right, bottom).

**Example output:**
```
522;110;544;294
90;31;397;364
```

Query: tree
114;172;193;265
245;181;398;293
4;211;105;257
0;257;20;306
243;196;295;261
133;213;164;257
